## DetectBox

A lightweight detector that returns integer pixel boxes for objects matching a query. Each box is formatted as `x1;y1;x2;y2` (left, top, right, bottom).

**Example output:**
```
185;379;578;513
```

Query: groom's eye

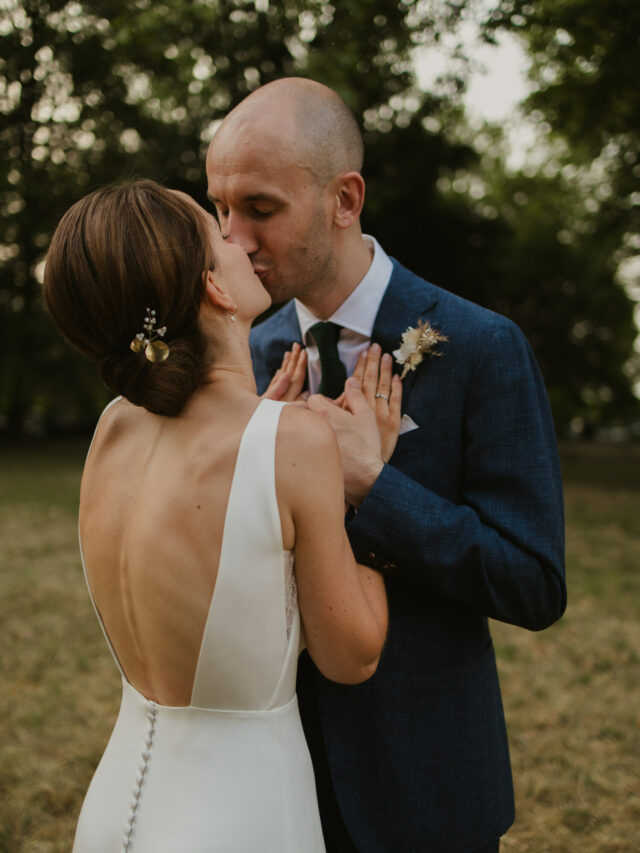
250;206;275;219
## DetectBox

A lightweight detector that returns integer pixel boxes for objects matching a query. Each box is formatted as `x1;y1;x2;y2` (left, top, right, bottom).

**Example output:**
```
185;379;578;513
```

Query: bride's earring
228;305;238;323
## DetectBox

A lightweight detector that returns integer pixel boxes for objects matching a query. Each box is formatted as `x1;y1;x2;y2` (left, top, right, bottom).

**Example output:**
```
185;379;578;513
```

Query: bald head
205;78;371;313
209;78;364;186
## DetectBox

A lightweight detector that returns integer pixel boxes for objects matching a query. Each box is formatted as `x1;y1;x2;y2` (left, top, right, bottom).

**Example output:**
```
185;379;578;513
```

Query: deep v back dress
73;399;326;852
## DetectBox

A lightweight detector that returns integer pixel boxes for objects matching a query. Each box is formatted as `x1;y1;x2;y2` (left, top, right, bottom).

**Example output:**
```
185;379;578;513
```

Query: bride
43;180;397;852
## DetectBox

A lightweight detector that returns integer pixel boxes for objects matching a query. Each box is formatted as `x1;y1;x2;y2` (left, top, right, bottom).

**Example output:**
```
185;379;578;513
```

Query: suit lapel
260;302;303;373
370;261;439;398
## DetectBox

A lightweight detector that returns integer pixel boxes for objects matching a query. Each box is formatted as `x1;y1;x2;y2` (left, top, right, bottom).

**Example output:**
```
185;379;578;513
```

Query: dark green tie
310;321;347;398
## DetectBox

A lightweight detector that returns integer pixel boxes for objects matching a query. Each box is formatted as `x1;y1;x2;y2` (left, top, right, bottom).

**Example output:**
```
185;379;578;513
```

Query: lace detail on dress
284;552;297;641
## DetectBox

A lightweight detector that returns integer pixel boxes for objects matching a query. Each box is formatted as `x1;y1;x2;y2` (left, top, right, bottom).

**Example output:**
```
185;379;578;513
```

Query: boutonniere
393;319;448;379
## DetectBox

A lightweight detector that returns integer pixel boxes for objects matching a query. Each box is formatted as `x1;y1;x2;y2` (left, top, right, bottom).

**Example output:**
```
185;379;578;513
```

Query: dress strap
190;399;288;710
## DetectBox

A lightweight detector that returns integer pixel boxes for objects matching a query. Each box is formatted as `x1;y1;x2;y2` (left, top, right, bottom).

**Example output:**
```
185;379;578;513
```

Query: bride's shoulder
276;404;341;472
84;398;150;480
279;403;337;443
94;396;145;445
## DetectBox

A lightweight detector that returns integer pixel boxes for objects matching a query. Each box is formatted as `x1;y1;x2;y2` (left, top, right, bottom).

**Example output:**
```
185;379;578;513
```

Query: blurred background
1;1;639;851
1;0;639;437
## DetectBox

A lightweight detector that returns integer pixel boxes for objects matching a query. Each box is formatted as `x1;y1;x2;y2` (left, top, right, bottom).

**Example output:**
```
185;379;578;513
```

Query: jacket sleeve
346;321;566;631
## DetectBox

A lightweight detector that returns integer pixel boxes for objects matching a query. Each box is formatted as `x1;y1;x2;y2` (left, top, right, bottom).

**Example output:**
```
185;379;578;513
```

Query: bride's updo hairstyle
44;180;215;416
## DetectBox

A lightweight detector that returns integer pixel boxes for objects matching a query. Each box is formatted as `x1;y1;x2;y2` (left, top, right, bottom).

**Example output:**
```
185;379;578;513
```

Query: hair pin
130;308;170;363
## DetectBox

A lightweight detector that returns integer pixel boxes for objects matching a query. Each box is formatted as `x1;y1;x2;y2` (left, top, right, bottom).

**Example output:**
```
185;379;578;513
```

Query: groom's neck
299;235;373;320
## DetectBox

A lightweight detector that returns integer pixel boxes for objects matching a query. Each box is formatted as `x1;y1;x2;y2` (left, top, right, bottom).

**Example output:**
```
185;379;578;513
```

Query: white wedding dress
73;399;326;852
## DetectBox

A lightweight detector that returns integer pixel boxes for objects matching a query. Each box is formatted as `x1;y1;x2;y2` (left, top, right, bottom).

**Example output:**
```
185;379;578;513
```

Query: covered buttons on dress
122;701;158;852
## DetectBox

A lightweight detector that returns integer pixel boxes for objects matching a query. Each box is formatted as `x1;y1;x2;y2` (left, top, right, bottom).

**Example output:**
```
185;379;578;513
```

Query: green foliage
482;166;637;432
481;0;640;431
478;0;640;432
486;0;640;246
486;0;640;153
1;0;638;434
0;0;473;432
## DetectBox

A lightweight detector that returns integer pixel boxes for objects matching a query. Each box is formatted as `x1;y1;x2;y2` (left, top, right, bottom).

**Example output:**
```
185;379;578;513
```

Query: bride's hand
345;346;402;462
261;343;309;402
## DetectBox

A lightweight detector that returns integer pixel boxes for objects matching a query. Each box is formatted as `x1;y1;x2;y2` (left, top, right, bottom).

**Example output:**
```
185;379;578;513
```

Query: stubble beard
267;210;337;309
270;251;336;307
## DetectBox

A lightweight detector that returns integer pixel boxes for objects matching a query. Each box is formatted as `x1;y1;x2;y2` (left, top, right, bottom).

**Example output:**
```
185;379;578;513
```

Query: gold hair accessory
130;308;170;363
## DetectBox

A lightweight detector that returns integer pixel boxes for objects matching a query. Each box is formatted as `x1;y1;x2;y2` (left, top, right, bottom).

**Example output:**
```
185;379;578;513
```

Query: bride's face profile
172;191;272;323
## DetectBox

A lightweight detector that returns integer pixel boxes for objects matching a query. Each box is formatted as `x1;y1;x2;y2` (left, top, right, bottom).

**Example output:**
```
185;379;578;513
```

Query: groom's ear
202;270;235;312
331;172;365;230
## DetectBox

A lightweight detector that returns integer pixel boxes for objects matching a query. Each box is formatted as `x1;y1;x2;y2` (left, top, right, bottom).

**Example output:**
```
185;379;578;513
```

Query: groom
206;78;565;853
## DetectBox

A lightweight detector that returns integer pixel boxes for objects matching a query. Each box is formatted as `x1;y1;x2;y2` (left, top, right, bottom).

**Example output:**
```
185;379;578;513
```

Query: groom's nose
225;213;259;255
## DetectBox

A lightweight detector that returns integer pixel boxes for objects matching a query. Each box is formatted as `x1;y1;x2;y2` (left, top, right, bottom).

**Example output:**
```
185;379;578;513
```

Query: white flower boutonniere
393;319;448;379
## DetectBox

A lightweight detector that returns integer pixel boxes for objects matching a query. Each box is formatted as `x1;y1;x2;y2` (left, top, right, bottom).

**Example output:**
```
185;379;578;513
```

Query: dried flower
392;319;447;379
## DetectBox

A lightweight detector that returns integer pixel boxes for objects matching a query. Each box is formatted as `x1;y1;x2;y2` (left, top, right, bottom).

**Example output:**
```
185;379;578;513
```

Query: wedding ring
375;392;390;400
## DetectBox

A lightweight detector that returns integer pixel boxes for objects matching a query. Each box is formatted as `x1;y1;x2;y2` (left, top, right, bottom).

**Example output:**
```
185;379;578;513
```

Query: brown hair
43;180;214;416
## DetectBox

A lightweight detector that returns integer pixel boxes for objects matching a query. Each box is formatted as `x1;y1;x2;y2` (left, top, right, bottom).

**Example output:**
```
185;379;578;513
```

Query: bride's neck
200;321;258;397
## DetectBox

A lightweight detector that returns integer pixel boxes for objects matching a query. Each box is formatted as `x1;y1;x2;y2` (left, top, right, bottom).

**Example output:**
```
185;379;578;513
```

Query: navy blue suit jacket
250;260;566;852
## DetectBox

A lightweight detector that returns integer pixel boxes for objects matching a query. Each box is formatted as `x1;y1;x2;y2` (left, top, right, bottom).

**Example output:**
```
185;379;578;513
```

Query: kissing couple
45;77;565;852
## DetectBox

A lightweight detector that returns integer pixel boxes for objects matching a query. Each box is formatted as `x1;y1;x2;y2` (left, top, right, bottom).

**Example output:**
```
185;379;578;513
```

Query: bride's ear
202;270;237;313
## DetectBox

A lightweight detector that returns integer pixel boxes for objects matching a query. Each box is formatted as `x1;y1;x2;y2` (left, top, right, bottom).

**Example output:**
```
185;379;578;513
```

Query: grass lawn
1;438;638;851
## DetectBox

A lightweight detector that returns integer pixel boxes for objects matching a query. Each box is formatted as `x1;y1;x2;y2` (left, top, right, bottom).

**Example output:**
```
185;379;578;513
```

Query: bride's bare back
80;393;279;706
80;389;387;708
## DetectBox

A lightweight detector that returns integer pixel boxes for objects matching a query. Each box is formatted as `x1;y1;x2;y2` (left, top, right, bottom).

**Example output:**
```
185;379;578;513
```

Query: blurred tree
482;0;640;432
485;0;640;194
2;0;636;434
0;0;182;432
0;0;476;433
477;154;637;433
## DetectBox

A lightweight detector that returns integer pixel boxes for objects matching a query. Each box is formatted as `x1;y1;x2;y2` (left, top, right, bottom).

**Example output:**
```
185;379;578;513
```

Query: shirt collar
295;235;393;343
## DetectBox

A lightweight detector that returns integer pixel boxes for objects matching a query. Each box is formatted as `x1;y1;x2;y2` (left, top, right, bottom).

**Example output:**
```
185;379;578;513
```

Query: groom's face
206;132;337;306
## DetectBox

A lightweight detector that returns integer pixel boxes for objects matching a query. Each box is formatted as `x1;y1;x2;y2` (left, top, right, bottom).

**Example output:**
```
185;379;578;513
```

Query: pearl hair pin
130;309;170;363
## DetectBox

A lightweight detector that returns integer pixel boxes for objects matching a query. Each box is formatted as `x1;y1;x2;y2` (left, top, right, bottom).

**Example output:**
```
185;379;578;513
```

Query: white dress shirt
295;236;393;394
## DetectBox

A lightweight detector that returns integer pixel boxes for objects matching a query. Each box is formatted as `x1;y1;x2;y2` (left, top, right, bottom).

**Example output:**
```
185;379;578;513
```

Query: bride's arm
276;406;388;684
